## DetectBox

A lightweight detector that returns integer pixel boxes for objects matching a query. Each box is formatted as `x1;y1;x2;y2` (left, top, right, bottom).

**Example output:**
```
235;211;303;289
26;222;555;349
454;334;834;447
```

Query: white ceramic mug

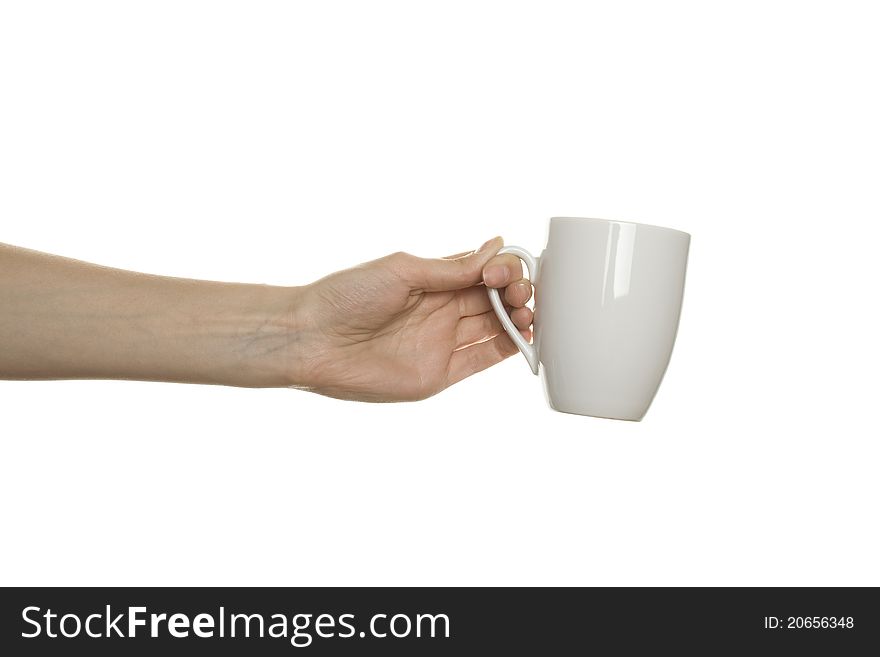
488;217;690;420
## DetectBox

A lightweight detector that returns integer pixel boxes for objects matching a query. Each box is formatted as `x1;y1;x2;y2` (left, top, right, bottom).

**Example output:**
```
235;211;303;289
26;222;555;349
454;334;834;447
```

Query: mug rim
550;216;690;238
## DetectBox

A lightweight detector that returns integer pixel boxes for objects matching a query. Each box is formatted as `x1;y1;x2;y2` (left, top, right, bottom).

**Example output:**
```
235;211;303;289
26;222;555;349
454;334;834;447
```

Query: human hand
290;237;534;401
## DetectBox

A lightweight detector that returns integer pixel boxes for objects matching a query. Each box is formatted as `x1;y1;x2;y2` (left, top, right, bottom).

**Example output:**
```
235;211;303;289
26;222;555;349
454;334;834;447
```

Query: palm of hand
298;251;520;401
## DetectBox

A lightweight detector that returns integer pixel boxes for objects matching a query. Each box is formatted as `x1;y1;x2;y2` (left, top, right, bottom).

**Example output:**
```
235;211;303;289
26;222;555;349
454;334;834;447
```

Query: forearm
0;243;301;387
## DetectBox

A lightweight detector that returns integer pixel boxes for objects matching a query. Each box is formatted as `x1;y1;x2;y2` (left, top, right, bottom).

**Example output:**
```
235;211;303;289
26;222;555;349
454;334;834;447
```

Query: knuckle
500;253;524;272
384;251;415;276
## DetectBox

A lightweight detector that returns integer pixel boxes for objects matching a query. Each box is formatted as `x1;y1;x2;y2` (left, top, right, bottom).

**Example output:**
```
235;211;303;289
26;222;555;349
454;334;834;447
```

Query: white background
1;1;878;586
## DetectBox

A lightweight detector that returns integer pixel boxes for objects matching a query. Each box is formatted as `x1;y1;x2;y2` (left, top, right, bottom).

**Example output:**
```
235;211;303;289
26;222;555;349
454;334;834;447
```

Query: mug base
545;400;645;422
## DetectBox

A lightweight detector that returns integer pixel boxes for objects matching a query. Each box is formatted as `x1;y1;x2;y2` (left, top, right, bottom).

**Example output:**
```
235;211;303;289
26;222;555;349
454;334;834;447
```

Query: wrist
235;283;315;388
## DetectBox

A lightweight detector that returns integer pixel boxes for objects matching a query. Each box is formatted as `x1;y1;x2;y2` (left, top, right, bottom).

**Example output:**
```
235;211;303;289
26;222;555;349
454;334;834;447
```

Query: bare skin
0;238;533;401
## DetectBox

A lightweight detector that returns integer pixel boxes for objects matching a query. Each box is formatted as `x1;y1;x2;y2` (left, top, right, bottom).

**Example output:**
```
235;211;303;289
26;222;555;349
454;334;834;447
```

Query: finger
455;285;492;317
504;278;533;307
456;282;529;318
455;311;503;349
399;236;503;292
511;306;533;331
443;250;474;260
446;332;520;386
482;253;524;288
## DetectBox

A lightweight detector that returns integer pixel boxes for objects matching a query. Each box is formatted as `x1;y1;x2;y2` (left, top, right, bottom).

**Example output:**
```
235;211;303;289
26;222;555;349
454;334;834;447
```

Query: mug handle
487;245;540;375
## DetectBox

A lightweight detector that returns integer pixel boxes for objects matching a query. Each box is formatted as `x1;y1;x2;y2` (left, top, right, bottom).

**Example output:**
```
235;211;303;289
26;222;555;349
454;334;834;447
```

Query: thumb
403;236;503;292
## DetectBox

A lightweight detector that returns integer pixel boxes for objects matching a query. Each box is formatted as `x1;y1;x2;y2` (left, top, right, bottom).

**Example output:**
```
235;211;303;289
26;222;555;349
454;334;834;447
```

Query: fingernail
483;265;507;286
477;236;502;253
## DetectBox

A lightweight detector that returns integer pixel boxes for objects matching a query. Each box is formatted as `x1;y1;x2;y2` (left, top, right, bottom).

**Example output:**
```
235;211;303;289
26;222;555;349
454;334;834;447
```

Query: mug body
534;217;690;420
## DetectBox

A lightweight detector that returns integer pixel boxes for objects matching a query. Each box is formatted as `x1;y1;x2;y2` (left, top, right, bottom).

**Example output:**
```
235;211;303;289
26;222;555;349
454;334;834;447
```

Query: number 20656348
764;617;854;629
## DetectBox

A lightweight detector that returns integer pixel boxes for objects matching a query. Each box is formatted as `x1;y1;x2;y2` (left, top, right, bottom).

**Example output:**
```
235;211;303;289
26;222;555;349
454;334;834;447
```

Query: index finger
482;253;524;288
